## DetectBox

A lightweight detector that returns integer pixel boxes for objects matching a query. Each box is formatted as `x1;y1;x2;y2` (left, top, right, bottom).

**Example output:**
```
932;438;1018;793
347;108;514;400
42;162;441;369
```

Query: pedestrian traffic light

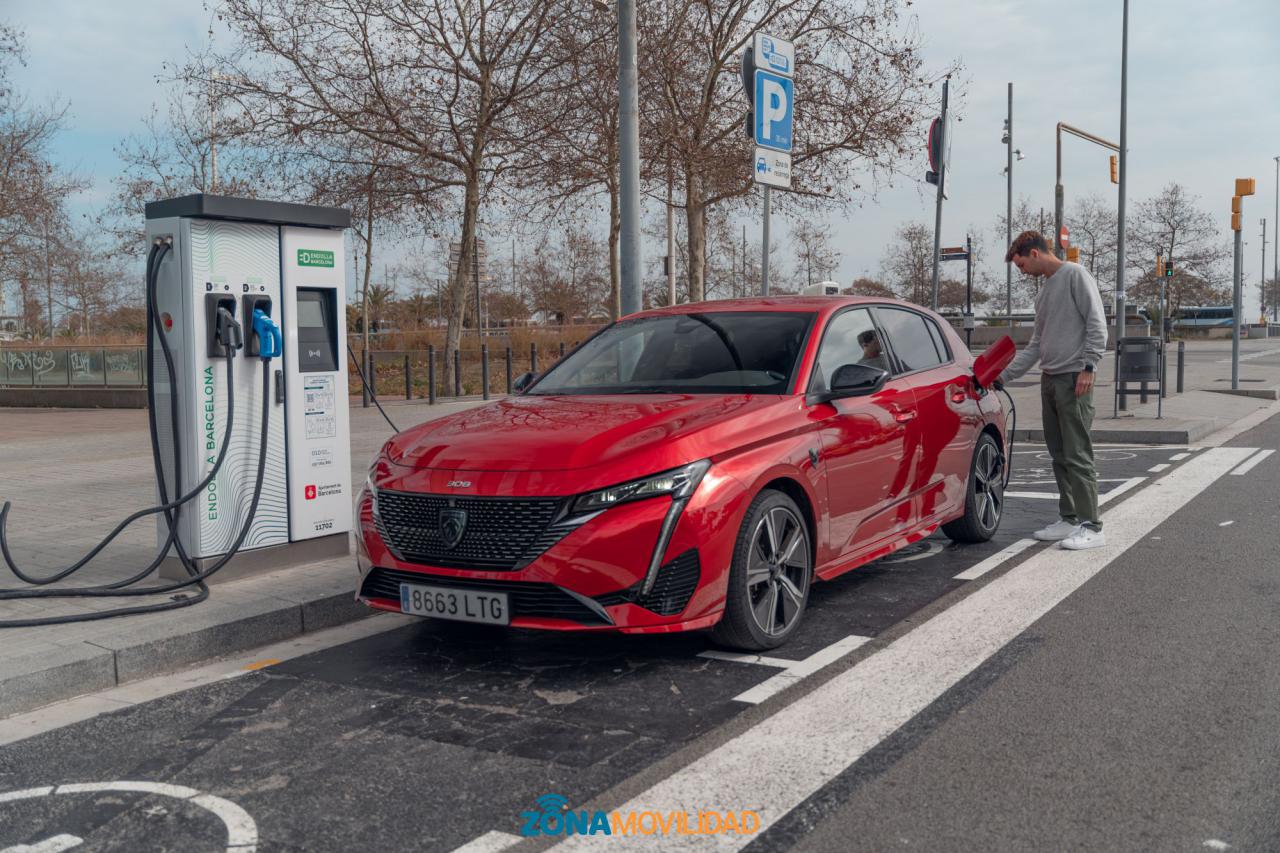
1165;260;1174;278
1236;178;1256;197
1109;154;1118;184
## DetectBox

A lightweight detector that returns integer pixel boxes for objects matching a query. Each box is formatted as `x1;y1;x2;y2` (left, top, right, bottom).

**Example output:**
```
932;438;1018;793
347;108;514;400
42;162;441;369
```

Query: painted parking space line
698;635;873;705
1148;463;1170;473
1229;448;1275;476
953;538;1037;581
0;782;256;852
1007;476;1145;506
548;446;1256;853
1170;452;1191;461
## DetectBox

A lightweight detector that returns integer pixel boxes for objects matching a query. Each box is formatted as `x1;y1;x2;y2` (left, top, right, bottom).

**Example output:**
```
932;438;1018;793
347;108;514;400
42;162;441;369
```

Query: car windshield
527;311;815;395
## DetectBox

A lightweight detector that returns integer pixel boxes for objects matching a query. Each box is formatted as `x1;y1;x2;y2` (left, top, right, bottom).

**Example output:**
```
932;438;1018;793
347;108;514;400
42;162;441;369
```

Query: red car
356;297;1011;650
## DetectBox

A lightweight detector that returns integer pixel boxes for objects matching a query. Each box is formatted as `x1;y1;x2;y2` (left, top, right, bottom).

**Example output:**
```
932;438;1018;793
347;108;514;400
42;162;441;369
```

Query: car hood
385;393;789;472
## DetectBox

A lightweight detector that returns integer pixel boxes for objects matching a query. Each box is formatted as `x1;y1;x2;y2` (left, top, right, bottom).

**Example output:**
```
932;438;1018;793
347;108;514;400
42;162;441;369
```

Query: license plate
399;583;510;626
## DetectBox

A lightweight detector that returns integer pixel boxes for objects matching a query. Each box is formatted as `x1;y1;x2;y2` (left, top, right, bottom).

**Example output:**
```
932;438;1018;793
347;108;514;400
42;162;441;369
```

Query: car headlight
573;460;711;514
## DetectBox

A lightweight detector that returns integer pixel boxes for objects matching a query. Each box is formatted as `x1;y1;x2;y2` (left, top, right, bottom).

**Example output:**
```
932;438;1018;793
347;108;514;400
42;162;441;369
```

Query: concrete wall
0;387;148;408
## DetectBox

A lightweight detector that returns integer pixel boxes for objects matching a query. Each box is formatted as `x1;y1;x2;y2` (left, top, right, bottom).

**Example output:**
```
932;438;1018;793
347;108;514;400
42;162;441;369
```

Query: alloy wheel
746;506;811;637
973;441;1004;531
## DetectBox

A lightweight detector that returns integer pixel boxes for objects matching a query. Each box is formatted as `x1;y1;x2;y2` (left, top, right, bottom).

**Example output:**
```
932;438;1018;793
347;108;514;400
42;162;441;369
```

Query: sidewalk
0;396;487;717
1004;338;1280;444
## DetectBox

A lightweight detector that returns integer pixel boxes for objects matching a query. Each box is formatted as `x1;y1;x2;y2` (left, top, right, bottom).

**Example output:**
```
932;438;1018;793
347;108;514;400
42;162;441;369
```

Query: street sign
753;33;794;77
753;147;791;189
753;70;793;152
1059;225;1070;249
940;245;968;261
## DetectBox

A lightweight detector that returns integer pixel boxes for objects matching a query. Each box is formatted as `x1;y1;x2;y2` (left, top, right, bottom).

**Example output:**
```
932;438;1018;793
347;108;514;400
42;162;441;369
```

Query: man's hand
1076;370;1095;396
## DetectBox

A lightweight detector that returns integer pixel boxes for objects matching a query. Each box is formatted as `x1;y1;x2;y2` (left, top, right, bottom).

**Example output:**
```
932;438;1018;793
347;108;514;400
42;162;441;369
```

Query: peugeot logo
439;508;468;550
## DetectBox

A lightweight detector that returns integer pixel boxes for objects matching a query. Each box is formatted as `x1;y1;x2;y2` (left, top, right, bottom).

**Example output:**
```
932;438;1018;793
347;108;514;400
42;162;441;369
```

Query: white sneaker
1033;519;1078;541
1060;526;1105;550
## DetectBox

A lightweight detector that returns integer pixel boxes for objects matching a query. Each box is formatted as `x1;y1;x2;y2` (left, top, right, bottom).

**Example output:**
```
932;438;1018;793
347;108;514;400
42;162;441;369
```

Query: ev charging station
144;195;353;580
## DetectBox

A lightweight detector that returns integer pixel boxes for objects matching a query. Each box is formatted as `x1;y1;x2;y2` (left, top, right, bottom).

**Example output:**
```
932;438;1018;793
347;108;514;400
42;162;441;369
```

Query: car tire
942;432;1004;544
712;489;812;651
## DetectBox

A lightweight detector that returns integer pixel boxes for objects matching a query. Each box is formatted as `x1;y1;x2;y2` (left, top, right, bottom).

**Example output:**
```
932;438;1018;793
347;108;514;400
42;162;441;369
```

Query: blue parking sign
753;70;793;153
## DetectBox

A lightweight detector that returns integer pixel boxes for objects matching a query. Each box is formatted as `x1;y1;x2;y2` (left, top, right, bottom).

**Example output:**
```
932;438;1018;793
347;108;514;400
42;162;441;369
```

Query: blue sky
8;0;1280;314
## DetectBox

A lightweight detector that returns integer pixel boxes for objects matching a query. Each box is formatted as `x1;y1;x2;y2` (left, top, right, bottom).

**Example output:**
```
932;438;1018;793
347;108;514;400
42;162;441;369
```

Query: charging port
205;295;240;358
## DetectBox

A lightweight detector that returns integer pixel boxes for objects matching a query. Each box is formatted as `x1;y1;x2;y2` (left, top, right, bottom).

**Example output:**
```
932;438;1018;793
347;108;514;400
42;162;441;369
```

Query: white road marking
1005;491;1058;500
0;615;413;748
1099;477;1146;505
1203;840;1232;850
1;834;83;853
1170;452;1190;460
1219;520;1234;527
549;447;1254;852
1229;448;1275;476
1148;463;1170;473
0;783;256;852
953;538;1037;581
450;830;522;853
699;636;874;705
1215;349;1277;363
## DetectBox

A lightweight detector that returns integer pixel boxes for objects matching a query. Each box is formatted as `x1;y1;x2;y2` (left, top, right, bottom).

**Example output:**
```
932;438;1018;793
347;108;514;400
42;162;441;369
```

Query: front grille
360;567;610;625
596;549;700;617
374;490;564;570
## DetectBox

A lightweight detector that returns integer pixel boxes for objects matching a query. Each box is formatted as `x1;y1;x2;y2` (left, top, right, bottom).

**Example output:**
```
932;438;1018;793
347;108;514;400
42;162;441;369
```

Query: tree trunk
447;172;482;378
685;175;706;302
608;184;621;320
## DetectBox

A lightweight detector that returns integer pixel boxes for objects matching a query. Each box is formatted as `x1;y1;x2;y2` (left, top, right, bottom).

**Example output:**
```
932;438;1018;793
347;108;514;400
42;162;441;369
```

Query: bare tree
211;0;572;378
849;276;894;298
880;222;932;306
643;0;937;301
1128;183;1230;313
790;218;840;288
1065;194;1117;296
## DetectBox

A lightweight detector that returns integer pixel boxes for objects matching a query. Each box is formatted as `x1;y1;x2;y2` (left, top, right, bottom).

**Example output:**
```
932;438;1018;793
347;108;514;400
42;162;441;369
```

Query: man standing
1000;230;1108;550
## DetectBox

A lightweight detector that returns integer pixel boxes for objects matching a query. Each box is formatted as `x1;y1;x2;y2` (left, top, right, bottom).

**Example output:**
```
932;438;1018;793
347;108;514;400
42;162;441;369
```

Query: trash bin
1114;336;1163;418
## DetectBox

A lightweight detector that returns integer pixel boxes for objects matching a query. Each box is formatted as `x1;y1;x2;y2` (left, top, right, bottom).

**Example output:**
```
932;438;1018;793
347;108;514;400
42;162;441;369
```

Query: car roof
628;295;935;320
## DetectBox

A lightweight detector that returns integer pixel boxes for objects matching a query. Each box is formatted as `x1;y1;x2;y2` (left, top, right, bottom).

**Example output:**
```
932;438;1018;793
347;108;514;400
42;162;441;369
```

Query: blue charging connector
251;309;283;360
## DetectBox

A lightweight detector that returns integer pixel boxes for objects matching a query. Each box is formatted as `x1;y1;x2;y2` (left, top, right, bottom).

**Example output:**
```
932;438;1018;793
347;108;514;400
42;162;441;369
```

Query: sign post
939;242;973;348
927;77;951;312
744;33;795;297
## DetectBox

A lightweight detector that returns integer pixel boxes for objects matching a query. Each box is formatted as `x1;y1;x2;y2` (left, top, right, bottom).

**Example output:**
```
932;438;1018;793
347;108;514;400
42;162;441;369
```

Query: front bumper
353;464;748;633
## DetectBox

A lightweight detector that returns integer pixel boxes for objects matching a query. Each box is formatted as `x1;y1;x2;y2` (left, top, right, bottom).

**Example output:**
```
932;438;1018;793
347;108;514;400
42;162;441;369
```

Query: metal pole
1177;341;1185;393
1233;227;1242;389
965;235;973;350
1274;156;1279;321
1114;0;1130;398
474;234;483;343
1006;82;1013;327
762;186;771;296
481;344;490;400
666;162;676;305
617;0;642;316
1261;219;1268;323
454;349;462;397
1055;124;1064;260
505;346;513;394
930;77;949;311
404;353;411;401
427;345;436;405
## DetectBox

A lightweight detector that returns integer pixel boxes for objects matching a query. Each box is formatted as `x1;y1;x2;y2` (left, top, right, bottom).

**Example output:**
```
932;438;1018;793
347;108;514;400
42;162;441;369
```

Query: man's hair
857;329;877;345
1005;230;1050;263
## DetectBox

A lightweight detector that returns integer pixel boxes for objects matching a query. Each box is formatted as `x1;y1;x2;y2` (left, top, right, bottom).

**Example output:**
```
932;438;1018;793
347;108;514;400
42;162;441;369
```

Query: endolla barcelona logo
519;793;761;838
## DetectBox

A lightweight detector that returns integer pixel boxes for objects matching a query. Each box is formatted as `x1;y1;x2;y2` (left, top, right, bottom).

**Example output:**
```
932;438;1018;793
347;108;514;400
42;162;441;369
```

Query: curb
0;589;371;719
1012;419;1218;445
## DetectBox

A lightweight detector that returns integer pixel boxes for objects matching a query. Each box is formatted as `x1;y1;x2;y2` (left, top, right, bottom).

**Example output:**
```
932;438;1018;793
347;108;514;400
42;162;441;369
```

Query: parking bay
0;443;1196;852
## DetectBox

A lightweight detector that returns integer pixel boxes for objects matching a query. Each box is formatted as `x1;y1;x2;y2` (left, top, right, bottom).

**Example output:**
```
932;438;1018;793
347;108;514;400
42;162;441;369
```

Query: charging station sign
298;249;335;267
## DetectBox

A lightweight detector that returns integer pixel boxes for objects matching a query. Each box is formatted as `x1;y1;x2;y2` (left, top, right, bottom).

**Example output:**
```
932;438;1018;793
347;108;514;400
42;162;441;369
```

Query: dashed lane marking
1229;448;1275;476
1149;463;1170;473
953;539;1037;581
699;635;874;705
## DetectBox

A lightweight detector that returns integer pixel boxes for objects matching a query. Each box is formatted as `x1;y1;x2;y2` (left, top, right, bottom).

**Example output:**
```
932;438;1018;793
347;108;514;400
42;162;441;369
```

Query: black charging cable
0;239;275;626
347;346;401;433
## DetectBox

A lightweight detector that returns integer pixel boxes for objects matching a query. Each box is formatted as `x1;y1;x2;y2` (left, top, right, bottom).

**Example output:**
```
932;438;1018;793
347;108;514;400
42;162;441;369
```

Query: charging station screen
296;289;338;372
297;299;326;328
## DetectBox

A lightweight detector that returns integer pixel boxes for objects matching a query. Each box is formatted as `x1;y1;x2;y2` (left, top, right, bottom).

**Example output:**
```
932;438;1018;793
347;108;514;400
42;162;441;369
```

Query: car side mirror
513;371;538;393
809;363;888;405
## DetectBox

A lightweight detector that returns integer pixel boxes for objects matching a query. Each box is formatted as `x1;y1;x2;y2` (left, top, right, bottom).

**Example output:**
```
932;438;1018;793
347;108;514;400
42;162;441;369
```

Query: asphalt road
0;436;1275;852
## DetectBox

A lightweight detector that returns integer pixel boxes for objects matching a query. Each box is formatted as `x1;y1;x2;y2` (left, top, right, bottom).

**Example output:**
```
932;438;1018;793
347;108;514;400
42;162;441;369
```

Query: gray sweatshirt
1001;261;1108;381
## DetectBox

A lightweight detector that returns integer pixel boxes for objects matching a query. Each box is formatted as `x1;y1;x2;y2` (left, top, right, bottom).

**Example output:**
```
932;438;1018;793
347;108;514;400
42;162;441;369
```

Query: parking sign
753;70;793;153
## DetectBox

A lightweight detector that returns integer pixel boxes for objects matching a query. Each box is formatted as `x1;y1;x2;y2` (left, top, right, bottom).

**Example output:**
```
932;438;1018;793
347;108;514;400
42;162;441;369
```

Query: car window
926;319;951;361
809;308;888;391
528;311;814;395
877;307;944;374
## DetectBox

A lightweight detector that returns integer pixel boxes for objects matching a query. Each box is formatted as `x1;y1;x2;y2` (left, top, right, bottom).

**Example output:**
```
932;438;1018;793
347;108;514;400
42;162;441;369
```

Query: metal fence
0;347;145;388
355;342;573;403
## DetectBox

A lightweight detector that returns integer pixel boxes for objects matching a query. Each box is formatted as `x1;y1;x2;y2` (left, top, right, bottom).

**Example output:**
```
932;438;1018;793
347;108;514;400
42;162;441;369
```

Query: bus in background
1172;305;1234;330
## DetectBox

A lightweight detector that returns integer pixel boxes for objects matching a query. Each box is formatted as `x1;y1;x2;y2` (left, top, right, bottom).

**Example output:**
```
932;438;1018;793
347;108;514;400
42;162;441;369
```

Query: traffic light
1236;178;1256;197
1156;256;1164;278
1109;154;1118;184
1232;195;1242;231
1165;260;1174;278
1066;246;1081;262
